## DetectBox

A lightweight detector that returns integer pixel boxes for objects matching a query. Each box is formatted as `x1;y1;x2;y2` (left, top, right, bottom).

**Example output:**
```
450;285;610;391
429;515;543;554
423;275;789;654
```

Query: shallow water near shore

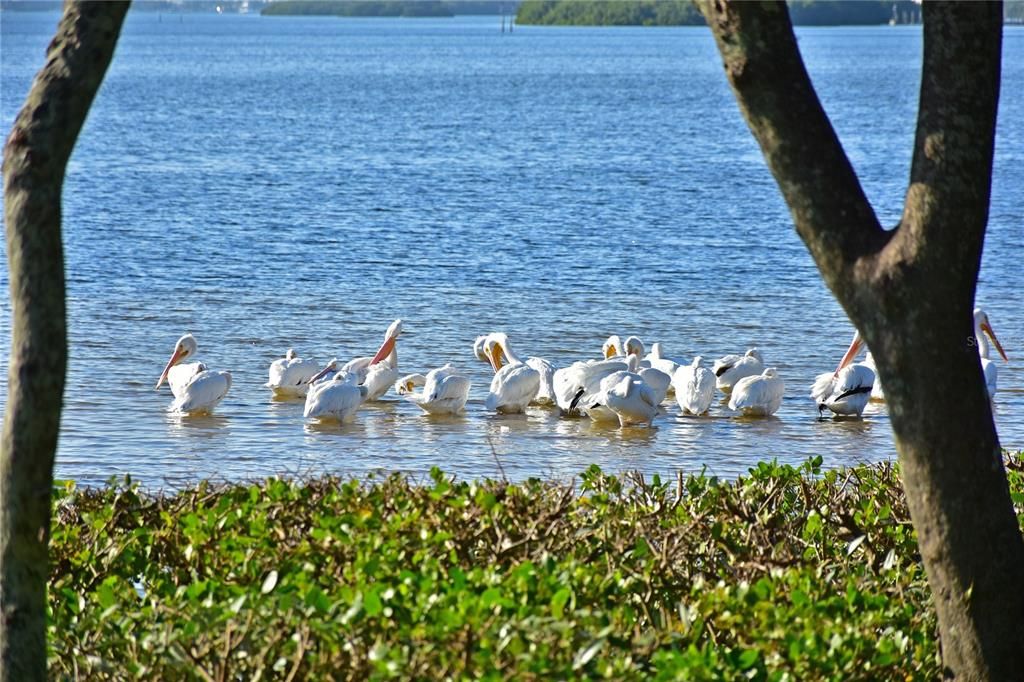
2;12;1022;487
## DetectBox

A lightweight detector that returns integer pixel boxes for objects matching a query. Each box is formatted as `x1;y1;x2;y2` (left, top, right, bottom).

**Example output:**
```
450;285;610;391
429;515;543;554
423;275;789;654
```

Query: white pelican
587;356;660;427
481;335;540;414
862;352;885;401
402;364;472;415
265;349;322;397
586;355;659;426
345;319;402;402
713;348;764;394
645;342;683;378
673;356;715;416
810;331;876;417
602;335;625;359
477;332;554;407
394;373;428;395
974;308;1008;398
156;334;231;415
621;336;672;403
729;368;784;417
552;357;629;415
623;336;646;360
586;354;642;423
604;376;660;427
304;370;367;422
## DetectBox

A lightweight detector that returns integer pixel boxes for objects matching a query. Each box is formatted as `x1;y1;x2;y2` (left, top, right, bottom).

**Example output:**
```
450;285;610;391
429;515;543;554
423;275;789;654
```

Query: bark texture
1;2;129;680
697;1;1023;679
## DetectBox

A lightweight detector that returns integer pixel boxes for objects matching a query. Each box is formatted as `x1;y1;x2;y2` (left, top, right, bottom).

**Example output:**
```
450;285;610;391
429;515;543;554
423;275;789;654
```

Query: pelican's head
395;372;426;395
473;335;490;362
974;308;1008;361
624;336;645;358
308;358;340;385
370;319;403;366
285;348;297;360
692;355;704;367
156;334;197;390
746;348;763;363
762;367;779;379
483;336;507;373
602;335;623;359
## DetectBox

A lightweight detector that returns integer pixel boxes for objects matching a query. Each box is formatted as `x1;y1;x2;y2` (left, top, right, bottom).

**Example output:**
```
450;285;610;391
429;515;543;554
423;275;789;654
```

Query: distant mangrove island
514;1;922;27
257;0;1023;25
261;1;512;17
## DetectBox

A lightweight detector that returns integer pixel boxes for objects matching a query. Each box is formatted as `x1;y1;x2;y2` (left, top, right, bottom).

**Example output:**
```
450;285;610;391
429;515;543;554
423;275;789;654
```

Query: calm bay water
2;12;1022;487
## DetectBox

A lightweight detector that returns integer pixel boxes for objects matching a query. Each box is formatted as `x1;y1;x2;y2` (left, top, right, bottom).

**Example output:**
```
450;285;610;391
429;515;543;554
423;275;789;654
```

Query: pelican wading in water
265;348;322;398
729;368;784;417
304;370;367;422
341;319;403;402
156;333;232;415
810;331;876;418
587;354;660;427
397;364;472;415
713;348;764;394
673;356;715;416
479;334;541;414
552;357;629;416
475;332;554;409
622;336;672;404
973;307;1009;399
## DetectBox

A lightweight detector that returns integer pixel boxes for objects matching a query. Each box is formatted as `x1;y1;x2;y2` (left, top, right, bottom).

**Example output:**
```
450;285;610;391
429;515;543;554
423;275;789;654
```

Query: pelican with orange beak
810;331;875;417
358;319;403;401
155;334;231;414
974;308;1009;399
476;332;554;407
480;334;541;413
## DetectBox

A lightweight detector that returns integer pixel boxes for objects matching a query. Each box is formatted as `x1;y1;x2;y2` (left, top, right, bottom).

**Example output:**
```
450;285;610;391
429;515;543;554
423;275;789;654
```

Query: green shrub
48;454;1024;679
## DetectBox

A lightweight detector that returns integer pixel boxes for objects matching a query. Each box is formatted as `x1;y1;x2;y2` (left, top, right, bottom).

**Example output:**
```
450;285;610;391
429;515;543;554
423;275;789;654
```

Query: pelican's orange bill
156;348;186;389
369;336;396;366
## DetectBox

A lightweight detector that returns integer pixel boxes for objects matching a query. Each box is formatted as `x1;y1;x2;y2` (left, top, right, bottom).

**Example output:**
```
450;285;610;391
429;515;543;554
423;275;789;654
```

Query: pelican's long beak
308;364;336;385
156;348;186;390
487;345;504;373
604;346;616;359
369;336;397;366
834;333;864;376
981;321;1009;362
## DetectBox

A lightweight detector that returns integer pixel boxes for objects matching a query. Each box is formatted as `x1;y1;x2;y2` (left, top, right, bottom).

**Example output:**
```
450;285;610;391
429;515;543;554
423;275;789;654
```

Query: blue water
2;12;1022;487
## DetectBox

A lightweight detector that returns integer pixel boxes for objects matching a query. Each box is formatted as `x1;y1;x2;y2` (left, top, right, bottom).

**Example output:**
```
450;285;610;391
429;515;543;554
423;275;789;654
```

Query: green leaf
364;589;383;617
738;648;760;670
550;588;571;619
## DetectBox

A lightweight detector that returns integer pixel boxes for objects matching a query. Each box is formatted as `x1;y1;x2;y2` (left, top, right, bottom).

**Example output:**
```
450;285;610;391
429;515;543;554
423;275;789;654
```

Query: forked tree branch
695;0;886;293
892;1;1002;306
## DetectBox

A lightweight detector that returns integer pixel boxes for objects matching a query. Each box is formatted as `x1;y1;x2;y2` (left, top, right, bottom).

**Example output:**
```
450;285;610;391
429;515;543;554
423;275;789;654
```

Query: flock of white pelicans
155;309;1008;427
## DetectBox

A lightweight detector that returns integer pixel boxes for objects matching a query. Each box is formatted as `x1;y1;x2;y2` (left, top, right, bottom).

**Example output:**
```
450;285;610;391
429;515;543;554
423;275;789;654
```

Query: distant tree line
516;0;702;26
261;1;519;17
514;0;1007;26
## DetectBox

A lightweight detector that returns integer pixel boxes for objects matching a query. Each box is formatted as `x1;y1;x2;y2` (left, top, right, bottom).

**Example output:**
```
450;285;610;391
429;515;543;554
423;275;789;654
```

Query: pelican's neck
974;319;990;360
498;338;522;365
627;354;640;373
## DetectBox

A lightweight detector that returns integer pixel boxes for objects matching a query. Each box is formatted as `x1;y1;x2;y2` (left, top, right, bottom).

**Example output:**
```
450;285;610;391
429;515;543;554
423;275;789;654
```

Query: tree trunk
696;1;1024;678
1;2;129;680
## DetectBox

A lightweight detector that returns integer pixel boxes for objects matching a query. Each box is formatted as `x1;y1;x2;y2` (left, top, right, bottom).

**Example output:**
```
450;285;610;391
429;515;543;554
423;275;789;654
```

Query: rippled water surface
2;13;1022;487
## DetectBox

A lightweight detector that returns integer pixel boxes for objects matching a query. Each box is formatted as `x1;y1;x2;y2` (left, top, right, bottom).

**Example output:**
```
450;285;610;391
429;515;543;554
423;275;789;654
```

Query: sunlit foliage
49;455;1024;679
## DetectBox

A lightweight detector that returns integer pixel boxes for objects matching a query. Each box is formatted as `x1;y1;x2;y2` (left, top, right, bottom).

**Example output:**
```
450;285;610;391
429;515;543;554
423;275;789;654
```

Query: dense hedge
49;455;1024;679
